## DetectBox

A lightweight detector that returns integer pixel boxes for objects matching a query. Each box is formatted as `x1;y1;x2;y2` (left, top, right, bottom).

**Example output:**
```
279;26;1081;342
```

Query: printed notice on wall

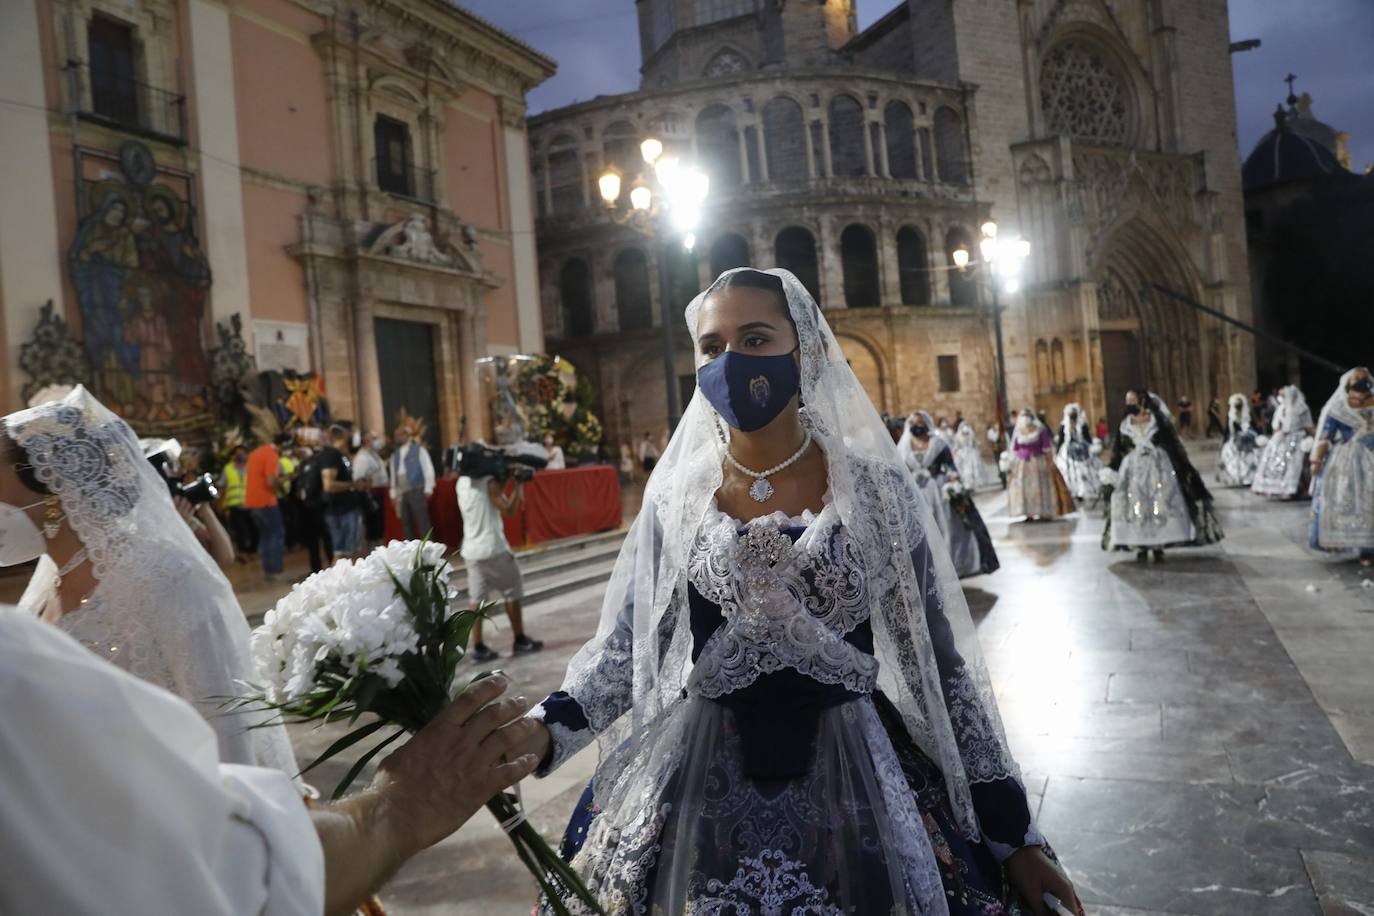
254;320;310;373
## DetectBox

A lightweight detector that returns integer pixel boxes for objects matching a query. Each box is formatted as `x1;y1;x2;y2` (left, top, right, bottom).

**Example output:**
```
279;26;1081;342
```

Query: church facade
530;0;1256;445
0;0;552;445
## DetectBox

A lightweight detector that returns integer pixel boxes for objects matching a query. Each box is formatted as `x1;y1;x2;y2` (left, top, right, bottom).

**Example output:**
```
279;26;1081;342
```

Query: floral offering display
239;540;603;915
516;355;604;461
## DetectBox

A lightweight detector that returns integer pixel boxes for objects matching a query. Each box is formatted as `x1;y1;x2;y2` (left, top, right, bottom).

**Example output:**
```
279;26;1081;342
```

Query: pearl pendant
749;478;774;502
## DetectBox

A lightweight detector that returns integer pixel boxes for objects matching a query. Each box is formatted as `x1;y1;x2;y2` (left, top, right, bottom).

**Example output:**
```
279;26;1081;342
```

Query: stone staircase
450;527;627;607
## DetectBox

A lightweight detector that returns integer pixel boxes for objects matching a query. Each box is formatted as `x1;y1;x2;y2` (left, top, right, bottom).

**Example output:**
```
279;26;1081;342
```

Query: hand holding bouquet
239;540;602;914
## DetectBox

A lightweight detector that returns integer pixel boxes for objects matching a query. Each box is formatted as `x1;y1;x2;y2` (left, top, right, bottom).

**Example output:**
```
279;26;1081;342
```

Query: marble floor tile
1300;849;1374;916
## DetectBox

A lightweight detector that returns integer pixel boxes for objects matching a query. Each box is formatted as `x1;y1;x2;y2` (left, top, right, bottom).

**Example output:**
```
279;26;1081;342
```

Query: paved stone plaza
286;447;1370;916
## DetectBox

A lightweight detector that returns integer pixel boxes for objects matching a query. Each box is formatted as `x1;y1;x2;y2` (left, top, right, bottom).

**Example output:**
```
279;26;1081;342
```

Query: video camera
449;442;545;482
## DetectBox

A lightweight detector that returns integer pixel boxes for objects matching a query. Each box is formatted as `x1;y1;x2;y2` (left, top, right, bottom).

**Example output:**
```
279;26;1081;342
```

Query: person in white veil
1217;393;1262;487
898;409;999;579
0;387;295;774
952;419;991;488
1054;403;1102;503
526;269;1080;915
1252;384;1315;499
1309;367;1374;565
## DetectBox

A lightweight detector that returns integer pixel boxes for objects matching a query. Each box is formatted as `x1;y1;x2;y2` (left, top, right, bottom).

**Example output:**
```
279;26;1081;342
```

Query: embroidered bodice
687;503;878;700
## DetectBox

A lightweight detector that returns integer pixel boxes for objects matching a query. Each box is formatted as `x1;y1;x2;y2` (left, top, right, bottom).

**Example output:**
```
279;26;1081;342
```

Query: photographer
457;462;543;662
146;440;235;568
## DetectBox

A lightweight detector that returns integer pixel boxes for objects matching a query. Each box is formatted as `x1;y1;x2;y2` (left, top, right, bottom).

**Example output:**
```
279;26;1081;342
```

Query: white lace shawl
4;387;297;777
552;269;1019;840
1275;384;1315;434
1227;393;1252;433
1316;369;1374;439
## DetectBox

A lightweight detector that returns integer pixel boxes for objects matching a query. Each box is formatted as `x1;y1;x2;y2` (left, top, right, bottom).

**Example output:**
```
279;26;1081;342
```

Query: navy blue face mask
697;349;800;432
1351;377;1373;394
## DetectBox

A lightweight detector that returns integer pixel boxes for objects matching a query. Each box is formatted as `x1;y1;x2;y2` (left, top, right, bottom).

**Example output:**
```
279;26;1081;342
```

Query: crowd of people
4;261;1371;913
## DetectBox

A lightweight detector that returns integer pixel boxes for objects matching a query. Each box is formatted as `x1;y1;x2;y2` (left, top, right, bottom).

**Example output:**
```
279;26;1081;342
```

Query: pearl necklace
724;429;813;502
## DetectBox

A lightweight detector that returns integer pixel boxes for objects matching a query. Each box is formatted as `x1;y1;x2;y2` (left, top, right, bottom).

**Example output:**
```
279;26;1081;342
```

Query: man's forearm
312;789;417;916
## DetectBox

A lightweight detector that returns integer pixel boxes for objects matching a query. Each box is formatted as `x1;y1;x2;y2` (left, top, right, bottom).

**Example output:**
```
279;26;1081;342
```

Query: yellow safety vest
277;455;298;497
222;462;247;508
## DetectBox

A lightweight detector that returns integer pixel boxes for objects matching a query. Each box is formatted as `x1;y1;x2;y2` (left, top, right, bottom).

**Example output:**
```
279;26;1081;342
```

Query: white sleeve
421;446;436;493
0;609;324;916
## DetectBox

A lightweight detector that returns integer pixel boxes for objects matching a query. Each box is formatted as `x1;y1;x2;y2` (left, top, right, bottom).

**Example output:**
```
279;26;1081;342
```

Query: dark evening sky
463;0;1374;173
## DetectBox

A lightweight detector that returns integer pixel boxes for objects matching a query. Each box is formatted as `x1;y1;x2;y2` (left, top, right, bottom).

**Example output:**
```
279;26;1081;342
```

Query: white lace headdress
557;268;1018;839
1316;369;1371;435
3;386;297;775
1276;384;1314;432
1227;393;1251;431
1060;402;1084;439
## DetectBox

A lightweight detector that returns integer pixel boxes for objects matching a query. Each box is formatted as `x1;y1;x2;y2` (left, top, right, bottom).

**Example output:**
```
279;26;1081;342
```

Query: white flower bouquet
239;540;602;914
1301;435;1316;453
1099;467;1120;489
1089;441;1104;457
997;451;1014;474
1256;434;1270;447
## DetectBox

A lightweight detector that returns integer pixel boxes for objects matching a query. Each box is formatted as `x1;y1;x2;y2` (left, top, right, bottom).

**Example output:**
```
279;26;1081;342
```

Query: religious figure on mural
66;142;214;432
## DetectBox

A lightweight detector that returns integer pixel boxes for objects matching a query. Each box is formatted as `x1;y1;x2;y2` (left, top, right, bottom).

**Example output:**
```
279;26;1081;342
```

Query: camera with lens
143;438;220;506
449;442;545;482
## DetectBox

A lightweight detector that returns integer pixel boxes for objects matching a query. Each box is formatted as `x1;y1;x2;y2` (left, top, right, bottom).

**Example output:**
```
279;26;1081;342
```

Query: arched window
696;105;742;190
884;100;917;179
896;226;930;305
1035;339;1051;388
547;134;583;216
709;233;751;279
840;224;879;308
1040;40;1131;146
946;228;977;306
602;121;641;178
614;249;652;331
1051;338;1067;386
774;226;820;302
762;97;807;181
560;259;594;337
933;107;967;184
828;95;867;177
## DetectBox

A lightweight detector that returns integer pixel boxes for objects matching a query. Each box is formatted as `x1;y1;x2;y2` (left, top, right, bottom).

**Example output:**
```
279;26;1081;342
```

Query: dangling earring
42;495;63;539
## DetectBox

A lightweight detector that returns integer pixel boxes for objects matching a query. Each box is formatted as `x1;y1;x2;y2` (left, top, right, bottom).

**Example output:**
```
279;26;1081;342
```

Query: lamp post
599;138;710;432
954;220;1030;445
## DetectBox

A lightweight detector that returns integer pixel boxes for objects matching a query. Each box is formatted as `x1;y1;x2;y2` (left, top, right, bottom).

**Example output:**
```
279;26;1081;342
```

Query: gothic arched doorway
1094;218;1205;428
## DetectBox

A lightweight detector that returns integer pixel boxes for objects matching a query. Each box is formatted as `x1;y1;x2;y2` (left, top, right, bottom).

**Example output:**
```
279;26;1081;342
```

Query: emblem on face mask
748;375;771;406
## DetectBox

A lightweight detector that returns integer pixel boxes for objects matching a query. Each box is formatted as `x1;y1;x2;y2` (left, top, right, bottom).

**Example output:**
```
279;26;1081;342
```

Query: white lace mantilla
686;502;880;699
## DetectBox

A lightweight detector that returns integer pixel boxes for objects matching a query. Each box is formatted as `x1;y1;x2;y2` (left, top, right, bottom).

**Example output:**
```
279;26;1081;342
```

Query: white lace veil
1227;393;1251;431
895;409;936;463
3;387;297;776
1316;369;1369;435
1060;403;1084;441
1277;384;1315;433
559;268;1017;838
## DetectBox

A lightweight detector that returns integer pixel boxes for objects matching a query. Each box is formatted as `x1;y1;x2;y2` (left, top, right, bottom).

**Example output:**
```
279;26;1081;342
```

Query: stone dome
1243;101;1352;192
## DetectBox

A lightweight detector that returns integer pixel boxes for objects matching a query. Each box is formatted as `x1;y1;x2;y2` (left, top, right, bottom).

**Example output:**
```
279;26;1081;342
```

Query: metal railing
65;63;187;144
373;157;438;204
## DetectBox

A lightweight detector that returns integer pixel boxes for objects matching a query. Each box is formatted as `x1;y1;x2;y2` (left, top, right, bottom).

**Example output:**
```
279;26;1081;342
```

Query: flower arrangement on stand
516;356;603;462
238;540;603;914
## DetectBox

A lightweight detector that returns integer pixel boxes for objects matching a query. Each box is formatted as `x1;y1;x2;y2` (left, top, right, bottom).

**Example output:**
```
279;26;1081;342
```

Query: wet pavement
5;446;1370;914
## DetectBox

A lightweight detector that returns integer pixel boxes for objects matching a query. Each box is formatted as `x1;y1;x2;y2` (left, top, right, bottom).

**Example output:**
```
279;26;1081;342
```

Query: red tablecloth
378;465;621;551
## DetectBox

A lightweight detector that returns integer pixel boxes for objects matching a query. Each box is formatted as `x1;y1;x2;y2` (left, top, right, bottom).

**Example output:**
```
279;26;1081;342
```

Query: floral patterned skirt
1008;454;1075;519
543;693;1045;916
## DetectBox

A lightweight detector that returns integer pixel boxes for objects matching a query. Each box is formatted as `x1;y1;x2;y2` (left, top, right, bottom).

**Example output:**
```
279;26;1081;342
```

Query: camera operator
456;453;543;662
146;440;236;568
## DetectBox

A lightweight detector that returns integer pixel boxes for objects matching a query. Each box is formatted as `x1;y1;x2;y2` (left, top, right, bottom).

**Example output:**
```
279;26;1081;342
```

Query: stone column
876;121;891;178
929;219;950;304
755;123;771;182
819;119;834;178
804;120;818;179
353;297;385;433
737;128;751;183
862;119;876;177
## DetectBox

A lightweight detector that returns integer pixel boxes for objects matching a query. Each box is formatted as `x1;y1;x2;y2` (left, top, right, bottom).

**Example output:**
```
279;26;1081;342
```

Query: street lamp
954;219;1031;445
598;137;710;431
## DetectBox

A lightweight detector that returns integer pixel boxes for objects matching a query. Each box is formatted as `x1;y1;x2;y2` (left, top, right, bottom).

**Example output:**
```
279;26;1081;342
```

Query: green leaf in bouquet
331;728;406;801
349;673;388;725
299;718;387;777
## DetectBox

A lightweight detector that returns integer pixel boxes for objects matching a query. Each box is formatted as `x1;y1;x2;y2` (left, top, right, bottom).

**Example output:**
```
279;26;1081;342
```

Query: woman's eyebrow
737;322;777;333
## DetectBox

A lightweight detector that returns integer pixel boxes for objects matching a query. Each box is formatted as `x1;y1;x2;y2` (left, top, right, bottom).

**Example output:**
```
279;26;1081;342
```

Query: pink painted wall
480;239;519;347
240;182;309;324
231;8;334;184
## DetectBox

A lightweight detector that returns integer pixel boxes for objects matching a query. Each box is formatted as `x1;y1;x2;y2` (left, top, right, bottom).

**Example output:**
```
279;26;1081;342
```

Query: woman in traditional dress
1309;368;1374;565
1007;408;1075;521
1217;393;1262;487
1102;389;1223;561
898;410;1000;578
527;269;1080;915
1252;384;1315;499
952;419;990;488
0;387;296;774
1055;403;1102;503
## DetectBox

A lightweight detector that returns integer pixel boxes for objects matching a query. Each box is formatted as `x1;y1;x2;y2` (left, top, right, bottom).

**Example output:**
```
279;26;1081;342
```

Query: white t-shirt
457;476;512;561
545;445;566;470
0;607;323;915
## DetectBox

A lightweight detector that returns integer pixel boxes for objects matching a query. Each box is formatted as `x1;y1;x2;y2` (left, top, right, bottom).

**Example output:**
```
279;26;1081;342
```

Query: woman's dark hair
0;423;51;495
707;268;805;338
